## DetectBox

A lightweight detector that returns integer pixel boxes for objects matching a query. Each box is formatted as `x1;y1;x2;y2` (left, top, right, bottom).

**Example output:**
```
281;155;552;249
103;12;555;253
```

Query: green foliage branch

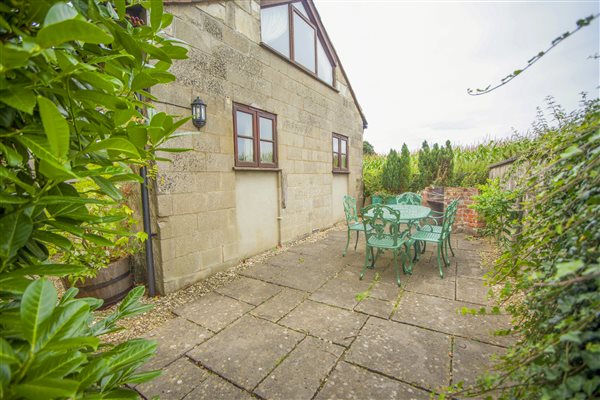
450;98;600;399
0;0;190;397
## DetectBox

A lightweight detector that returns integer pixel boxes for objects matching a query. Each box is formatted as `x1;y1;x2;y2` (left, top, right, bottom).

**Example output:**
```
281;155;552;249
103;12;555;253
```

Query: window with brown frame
332;133;348;172
233;103;278;168
260;1;334;86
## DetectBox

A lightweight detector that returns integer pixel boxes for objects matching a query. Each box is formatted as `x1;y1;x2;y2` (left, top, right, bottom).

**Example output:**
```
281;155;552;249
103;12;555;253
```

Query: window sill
260;43;339;93
233;166;281;172
332;170;350;174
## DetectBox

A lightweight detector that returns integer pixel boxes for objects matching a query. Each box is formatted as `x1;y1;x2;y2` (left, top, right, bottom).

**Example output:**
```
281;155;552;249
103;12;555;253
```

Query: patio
135;228;511;400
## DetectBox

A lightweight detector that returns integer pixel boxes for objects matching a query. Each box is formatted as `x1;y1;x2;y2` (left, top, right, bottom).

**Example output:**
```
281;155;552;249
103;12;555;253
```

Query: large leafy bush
456;98;600;399
0;0;189;397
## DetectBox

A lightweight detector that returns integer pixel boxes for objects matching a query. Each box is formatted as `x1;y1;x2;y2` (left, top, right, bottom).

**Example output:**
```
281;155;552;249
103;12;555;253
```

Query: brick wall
421;187;483;234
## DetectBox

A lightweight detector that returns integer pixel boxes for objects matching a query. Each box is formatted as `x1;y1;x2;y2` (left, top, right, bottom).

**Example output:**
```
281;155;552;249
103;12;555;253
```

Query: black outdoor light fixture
191;97;207;128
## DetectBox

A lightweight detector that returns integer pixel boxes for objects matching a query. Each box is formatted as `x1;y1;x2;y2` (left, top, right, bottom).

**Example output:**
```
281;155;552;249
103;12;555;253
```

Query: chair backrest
385;196;398;205
441;199;459;236
343;195;359;224
361;204;404;247
396;192;423;205
371;195;383;204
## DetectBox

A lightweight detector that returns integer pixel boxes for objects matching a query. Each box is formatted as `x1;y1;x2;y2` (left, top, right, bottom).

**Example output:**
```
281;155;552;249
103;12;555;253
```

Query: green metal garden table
363;204;431;262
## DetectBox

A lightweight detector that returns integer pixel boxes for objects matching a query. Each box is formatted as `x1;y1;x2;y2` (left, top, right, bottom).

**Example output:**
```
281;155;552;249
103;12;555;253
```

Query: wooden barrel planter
71;257;133;308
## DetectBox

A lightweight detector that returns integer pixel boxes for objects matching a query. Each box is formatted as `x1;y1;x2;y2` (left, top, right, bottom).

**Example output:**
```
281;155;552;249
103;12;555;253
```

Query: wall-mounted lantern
191;97;207;128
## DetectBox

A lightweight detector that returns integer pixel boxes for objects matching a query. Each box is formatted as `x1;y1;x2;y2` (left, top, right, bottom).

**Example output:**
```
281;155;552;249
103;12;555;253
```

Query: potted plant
59;181;147;307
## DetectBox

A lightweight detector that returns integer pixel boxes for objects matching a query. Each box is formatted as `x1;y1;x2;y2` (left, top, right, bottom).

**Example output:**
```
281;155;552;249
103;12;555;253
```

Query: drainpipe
140;165;156;297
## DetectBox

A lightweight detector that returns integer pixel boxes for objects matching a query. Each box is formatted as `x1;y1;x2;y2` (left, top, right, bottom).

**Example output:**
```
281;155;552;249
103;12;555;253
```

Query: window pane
261;5;290;57
293;2;309;18
341;139;347;155
341;154;347;169
260;141;274;163
237;137;254;162
333;153;339;168
332;137;338;152
259;117;273;140
317;39;333;85
293;13;315;72
236;111;253;138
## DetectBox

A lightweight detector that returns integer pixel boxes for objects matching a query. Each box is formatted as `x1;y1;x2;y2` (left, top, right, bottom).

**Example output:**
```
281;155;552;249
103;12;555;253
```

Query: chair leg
413;241;420;262
392;250;401;287
436;244;445;278
448;235;455;257
343;229;351;256
360;246;372;280
442;239;450;267
421;241;427;254
403;243;413;274
354;230;360;251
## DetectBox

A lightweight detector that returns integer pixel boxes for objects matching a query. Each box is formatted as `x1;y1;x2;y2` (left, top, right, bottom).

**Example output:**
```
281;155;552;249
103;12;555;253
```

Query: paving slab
456;238;494;252
453;338;505;386
240;261;333;292
316;361;430;400
187;315;304;391
216;276;283;306
269;250;344;274
393;292;513;347
457;261;490;280
141;317;213;370
250;287;308;322
404;273;456;300
355;296;396;319
310;275;370;310
346;317;451;391
280;300;368;347
256;336;344;400
137;357;208;400
183;373;254;400
411;257;457;281
174;293;254;332
456;276;495;305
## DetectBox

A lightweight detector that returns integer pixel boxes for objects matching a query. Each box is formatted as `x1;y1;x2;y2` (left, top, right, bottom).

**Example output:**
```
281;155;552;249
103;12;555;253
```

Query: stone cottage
150;0;367;293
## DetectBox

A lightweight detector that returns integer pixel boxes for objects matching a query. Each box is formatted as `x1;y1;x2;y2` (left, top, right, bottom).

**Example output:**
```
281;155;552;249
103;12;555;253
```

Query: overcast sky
315;0;599;152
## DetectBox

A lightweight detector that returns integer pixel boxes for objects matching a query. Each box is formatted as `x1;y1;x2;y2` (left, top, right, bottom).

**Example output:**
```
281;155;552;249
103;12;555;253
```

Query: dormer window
261;1;335;86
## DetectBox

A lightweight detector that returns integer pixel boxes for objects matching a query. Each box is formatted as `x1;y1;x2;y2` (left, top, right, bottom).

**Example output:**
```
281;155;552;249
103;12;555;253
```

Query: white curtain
261;5;289;57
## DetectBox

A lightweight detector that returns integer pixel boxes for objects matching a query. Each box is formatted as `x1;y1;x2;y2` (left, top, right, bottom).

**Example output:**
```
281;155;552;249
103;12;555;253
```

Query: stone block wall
149;0;365;293
421;187;483;234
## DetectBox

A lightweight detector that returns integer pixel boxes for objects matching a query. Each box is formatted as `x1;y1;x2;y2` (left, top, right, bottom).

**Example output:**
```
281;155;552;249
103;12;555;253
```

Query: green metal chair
343;195;370;256
360;204;413;286
411;200;458;278
418;199;459;257
385;196;398;205
396;192;423;205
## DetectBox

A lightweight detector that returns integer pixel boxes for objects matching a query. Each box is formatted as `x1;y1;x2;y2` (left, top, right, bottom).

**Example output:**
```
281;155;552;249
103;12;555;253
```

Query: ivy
450;97;600;399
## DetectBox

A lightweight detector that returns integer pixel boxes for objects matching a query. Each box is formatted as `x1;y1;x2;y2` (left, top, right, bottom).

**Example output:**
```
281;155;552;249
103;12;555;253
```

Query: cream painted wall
235;172;279;257
332;174;348;223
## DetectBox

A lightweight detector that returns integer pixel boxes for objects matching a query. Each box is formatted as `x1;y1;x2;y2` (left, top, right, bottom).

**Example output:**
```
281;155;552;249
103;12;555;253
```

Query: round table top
364;204;431;222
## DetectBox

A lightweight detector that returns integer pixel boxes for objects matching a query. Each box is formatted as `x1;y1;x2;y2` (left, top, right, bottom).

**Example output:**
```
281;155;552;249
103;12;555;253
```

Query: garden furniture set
343;193;459;286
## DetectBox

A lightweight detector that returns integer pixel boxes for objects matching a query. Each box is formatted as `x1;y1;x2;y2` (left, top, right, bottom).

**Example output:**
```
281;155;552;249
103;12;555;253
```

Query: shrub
382;149;402;194
449;97;600;399
398;144;412;192
0;0;188;396
362;154;386;197
470;178;519;242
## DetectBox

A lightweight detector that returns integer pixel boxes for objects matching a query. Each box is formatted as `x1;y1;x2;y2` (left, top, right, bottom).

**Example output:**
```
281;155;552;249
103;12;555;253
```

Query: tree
0;0;188;397
382;149;401;193
399;143;412;192
363;140;375;155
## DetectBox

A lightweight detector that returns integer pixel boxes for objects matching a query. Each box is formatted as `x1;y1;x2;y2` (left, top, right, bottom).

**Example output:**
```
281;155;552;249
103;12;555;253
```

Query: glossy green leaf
0;43;33;70
28;351;86;380
21;279;57;346
0;89;36;114
43;2;79;26
0;192;29;205
0;337;19;365
92;175;123;201
85;137;140;158
0;142;23;166
5;263;84;277
38;96;70;159
16;135;76;178
36;301;89;351
37;19;113;48
150;0;163;31
0;212;33;260
13;378;78;399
